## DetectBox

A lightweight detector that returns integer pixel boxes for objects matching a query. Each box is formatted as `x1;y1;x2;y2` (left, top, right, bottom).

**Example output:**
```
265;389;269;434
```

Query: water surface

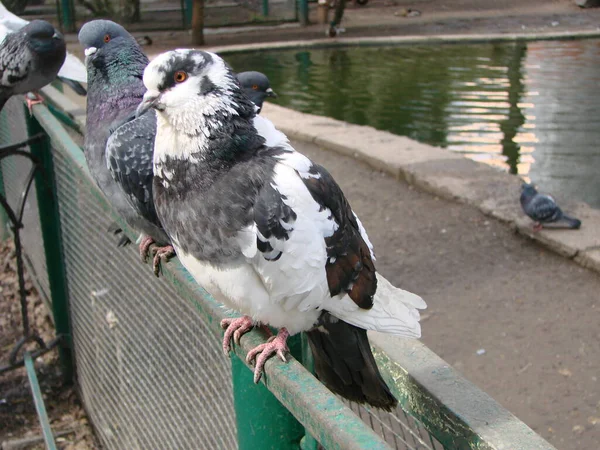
228;40;600;209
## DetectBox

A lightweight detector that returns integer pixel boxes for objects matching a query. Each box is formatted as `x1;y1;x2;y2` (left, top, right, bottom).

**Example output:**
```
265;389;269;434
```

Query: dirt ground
0;240;97;449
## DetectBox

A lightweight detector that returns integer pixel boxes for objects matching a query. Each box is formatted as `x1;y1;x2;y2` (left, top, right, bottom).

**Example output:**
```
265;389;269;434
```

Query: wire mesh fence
51;119;238;450
0;90;557;450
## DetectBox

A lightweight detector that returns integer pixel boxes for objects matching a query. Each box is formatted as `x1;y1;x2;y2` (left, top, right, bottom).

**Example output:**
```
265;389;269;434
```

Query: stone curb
208;30;600;55
261;103;600;275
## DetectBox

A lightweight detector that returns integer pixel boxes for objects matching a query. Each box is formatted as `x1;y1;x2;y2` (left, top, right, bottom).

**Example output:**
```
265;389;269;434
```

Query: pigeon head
520;183;538;204
22;20;65;55
137;49;255;133
521;183;537;195
78;20;139;63
236;71;277;109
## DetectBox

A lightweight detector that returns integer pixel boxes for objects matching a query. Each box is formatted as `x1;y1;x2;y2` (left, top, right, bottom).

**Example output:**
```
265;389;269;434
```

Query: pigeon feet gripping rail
221;316;255;355
139;235;154;262
25;92;44;115
152;245;174;276
246;328;290;384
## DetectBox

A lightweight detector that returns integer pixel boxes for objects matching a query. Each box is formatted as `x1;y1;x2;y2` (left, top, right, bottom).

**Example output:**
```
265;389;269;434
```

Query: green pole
262;0;269;17
183;0;193;27
298;0;309;26
232;334;304;450
26;111;73;382
59;0;76;33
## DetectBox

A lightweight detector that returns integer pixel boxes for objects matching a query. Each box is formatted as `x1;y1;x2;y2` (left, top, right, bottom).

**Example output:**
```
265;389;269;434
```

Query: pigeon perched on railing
137;49;426;410
0;20;65;112
0;1;87;96
236;71;277;113
78;20;173;274
520;183;581;231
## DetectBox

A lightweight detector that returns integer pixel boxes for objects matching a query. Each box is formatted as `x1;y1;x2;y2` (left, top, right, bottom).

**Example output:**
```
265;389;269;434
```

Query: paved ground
294;138;600;450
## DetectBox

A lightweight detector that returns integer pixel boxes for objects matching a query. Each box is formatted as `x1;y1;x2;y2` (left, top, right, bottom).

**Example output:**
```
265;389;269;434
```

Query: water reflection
227;39;600;208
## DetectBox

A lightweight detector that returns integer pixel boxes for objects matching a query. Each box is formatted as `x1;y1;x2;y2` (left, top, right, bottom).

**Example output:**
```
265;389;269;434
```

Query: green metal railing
0;89;557;450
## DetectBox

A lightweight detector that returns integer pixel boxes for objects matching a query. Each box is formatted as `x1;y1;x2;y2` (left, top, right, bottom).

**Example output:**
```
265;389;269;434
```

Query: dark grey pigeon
0;20;66;112
79;20;173;274
236;71;277;113
520;183;581;231
137;49;426;410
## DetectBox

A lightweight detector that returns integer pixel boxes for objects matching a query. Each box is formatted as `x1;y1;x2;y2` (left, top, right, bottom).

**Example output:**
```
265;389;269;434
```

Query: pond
227;39;600;209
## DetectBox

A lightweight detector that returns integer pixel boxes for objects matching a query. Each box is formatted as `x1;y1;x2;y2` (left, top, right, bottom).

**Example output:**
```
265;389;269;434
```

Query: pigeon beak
84;47;97;57
266;87;277;98
136;92;162;118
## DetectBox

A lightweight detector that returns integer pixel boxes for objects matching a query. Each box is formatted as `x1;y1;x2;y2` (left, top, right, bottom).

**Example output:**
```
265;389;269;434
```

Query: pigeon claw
533;222;543;232
246;328;290;384
151;244;175;277
221;316;254;355
139;235;155;262
26;92;45;115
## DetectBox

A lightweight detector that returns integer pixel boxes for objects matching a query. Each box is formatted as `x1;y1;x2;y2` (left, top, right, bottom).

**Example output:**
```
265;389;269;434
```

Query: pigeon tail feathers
562;214;582;229
327;273;425;338
306;312;398;410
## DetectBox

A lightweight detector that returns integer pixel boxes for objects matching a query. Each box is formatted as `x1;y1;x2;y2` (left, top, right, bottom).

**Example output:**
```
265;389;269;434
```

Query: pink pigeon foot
151;244;175;276
533;222;543;232
139;235;154;262
26;92;44;115
246;327;290;383
221;316;255;355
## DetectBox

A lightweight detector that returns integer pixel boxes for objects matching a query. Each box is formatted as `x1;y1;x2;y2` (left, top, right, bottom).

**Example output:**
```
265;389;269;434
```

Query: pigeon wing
0;34;31;93
105;112;159;226
528;194;562;222
246;149;376;313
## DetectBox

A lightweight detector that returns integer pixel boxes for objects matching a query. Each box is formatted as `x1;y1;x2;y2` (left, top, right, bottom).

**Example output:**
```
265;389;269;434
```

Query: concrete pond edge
207;29;600;55
260;103;600;275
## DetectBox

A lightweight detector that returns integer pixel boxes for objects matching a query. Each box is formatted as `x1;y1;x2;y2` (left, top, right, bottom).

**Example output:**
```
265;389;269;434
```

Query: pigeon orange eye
103;34;111;43
174;71;188;83
252;84;258;90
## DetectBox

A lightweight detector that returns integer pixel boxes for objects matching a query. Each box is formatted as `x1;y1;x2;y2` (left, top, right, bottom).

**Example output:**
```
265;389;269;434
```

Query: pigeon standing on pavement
236;71;277;113
0;1;87;95
78;20;173;273
0;20;65;112
137;49;426;409
520;183;581;231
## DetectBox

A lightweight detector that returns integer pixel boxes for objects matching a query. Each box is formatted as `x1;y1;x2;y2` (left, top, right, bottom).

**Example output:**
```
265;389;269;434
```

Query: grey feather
520;183;581;229
0;20;66;111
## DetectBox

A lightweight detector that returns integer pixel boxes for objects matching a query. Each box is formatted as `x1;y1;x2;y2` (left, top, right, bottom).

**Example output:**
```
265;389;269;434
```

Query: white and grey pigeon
0;1;87;96
520;183;581;231
137;49;426;410
78;20;173;274
236;71;277;113
0;19;65;112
